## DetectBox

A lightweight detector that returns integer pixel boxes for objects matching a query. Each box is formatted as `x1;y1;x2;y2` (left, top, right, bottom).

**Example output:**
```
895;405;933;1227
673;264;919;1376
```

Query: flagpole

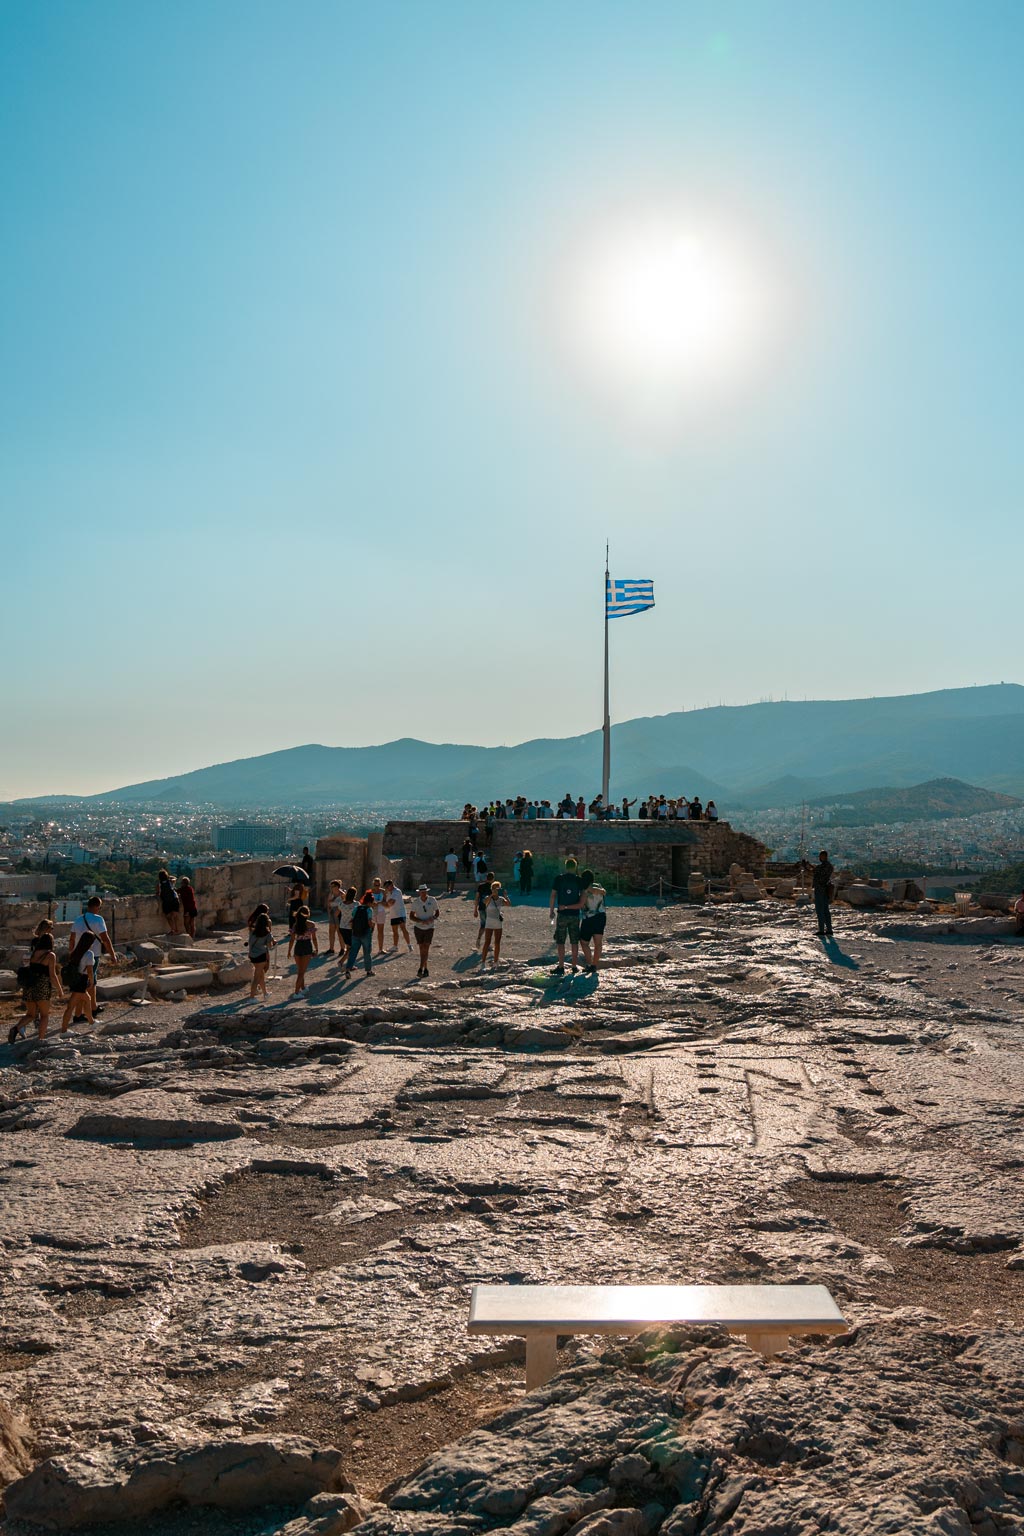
602;541;610;808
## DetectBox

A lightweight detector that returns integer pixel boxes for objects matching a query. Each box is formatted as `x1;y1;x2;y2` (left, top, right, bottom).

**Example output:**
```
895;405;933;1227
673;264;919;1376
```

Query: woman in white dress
480;880;511;967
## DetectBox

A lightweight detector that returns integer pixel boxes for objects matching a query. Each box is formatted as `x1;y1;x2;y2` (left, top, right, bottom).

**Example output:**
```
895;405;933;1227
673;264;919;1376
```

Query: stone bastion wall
380;818;768;891
0;857;301;953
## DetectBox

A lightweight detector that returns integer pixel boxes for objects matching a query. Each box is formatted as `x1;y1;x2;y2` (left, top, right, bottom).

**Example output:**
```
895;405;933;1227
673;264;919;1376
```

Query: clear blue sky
2;0;1022;797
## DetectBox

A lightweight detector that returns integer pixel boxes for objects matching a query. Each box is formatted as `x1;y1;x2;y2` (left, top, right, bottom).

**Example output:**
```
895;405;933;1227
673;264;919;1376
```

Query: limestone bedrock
1;902;1022;1534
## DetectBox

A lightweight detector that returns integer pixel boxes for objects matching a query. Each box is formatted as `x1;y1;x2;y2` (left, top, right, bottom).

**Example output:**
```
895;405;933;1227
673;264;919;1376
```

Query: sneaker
551;965;565;976
422;968;429;978
7;1024;20;1045
73;1015;87;1025
344;970;352;979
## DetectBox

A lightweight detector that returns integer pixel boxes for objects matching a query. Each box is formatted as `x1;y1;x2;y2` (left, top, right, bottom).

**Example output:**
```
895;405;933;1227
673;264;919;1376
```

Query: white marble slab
468;1283;846;1334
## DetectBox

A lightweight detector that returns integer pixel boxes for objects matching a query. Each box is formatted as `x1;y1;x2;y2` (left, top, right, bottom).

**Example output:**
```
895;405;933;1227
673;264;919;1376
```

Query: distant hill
808;777;1022;826
21;682;1024;809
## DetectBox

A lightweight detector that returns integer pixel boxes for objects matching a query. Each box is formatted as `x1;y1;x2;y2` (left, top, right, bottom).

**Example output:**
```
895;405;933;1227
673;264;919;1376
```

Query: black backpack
351;905;371;937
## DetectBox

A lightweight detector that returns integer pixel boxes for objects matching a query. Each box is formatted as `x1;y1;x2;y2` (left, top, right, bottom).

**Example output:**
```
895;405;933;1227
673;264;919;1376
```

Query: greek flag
606;576;655;620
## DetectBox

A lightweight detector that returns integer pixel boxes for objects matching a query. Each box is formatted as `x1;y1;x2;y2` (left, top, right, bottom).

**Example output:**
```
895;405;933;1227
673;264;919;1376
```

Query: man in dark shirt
549;857;584;973
812;850;835;938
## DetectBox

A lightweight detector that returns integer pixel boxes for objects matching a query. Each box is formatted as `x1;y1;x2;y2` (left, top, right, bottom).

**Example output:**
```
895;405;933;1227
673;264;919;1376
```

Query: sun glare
572;218;766;399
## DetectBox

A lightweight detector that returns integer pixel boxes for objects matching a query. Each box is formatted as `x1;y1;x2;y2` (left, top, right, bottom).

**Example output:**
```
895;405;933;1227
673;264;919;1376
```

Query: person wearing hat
408;883;440;978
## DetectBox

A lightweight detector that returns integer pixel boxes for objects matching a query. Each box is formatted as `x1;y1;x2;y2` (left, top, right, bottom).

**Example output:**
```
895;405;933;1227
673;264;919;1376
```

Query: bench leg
525;1332;558;1390
741;1330;787;1357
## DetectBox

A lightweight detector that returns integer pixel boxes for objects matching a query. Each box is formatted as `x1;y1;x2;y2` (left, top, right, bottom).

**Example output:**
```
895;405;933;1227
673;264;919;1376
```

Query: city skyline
3;1;1023;798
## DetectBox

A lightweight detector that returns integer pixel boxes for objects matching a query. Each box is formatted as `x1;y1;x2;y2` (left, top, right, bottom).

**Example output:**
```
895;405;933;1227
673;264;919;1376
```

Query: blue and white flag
606;576;655;620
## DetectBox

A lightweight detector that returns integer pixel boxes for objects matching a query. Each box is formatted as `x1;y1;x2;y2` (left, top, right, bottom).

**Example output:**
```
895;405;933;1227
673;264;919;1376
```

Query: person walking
385;880;413;952
370;876;388;954
156;869;182;933
473;865;492;949
70;897;119;1021
60;929;98;1032
248;912;276;1001
444;848;459;895
549;857;584;974
578;869;608;974
519;849;534;896
334;886;356;966
409;883;440;977
179;877;198;939
812;850;835;938
326;880;344;954
292;907;318;994
9;932;64;1043
480;880;511;967
345;893;375;978
286;884;305;959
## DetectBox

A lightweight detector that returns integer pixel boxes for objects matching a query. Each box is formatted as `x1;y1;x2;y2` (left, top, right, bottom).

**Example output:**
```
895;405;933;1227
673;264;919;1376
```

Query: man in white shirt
409;883;440;977
443;849;459;895
70;897;119;1017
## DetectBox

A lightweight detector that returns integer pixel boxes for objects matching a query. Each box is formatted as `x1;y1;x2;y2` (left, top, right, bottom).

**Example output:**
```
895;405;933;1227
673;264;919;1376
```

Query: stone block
977;892;1010;912
168;947;237;967
842;884;891;908
95;976;147;1001
128;941;165;966
0;970;18;995
148;967;214;995
216;960;254;987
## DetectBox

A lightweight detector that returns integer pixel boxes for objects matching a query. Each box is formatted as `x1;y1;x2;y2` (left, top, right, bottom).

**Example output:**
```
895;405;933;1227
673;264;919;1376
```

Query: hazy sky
3;0;1023;798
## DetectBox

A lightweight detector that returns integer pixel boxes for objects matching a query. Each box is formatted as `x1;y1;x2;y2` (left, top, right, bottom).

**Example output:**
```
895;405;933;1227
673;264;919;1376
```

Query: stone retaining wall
382;818;768;891
0;858;292;954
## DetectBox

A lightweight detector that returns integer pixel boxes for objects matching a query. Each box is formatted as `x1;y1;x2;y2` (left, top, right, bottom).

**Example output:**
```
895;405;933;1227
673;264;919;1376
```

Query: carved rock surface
5;1434;349;1530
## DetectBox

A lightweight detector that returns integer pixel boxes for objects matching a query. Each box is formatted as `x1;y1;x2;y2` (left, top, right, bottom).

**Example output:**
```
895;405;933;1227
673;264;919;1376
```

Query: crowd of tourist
461;793;718;829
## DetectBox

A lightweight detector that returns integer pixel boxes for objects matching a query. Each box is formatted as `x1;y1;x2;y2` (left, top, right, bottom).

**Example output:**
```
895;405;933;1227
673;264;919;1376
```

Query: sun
572;217;764;395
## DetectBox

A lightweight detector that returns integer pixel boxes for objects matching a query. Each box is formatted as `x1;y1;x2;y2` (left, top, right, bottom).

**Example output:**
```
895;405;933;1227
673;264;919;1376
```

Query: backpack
351;905;371;937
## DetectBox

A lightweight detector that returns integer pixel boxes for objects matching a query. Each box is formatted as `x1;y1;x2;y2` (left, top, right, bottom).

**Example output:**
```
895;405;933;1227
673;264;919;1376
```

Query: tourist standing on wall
10;932;64;1043
300;846;315;896
706;801;719;821
409;883;440;977
812;851;835;939
292;907;318;993
480;880;511;967
179;877;198;939
248;913;276;1001
578;868;607;975
461;837;474;879
549;857;584;974
345;893;375;978
70;897;119;1020
620;798;636;820
519;849;534;895
156;869;182;934
444;848;459;894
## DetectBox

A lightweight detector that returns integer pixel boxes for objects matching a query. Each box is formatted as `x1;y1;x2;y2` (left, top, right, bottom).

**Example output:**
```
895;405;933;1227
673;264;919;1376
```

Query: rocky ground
1;897;1023;1534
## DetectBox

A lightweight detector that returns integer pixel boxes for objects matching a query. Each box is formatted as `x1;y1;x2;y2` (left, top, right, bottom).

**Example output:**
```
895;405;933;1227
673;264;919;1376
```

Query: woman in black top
9;934;64;1043
292;907;318;994
156;869;182;934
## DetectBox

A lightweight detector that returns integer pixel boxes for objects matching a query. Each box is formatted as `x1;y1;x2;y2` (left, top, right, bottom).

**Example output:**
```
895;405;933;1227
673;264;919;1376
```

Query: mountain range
807;777;1021;826
20;682;1024;811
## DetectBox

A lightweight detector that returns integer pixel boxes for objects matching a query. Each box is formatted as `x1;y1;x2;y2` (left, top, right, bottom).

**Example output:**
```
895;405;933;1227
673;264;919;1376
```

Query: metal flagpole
602;541;611;807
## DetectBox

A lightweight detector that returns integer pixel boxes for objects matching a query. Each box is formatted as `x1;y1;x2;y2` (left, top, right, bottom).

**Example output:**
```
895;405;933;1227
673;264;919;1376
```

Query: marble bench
468;1283;848;1389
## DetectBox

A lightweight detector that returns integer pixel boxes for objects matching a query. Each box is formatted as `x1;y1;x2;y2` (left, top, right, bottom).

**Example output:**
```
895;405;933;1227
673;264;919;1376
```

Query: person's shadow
822;936;859;970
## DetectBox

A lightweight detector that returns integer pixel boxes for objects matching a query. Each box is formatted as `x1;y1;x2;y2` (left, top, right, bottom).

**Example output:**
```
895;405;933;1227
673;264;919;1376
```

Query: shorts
580;912;607;939
413;926;435;947
391;917;406;927
340;929;352;947
294;938;314;957
249;949;269;967
554;913;580;945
